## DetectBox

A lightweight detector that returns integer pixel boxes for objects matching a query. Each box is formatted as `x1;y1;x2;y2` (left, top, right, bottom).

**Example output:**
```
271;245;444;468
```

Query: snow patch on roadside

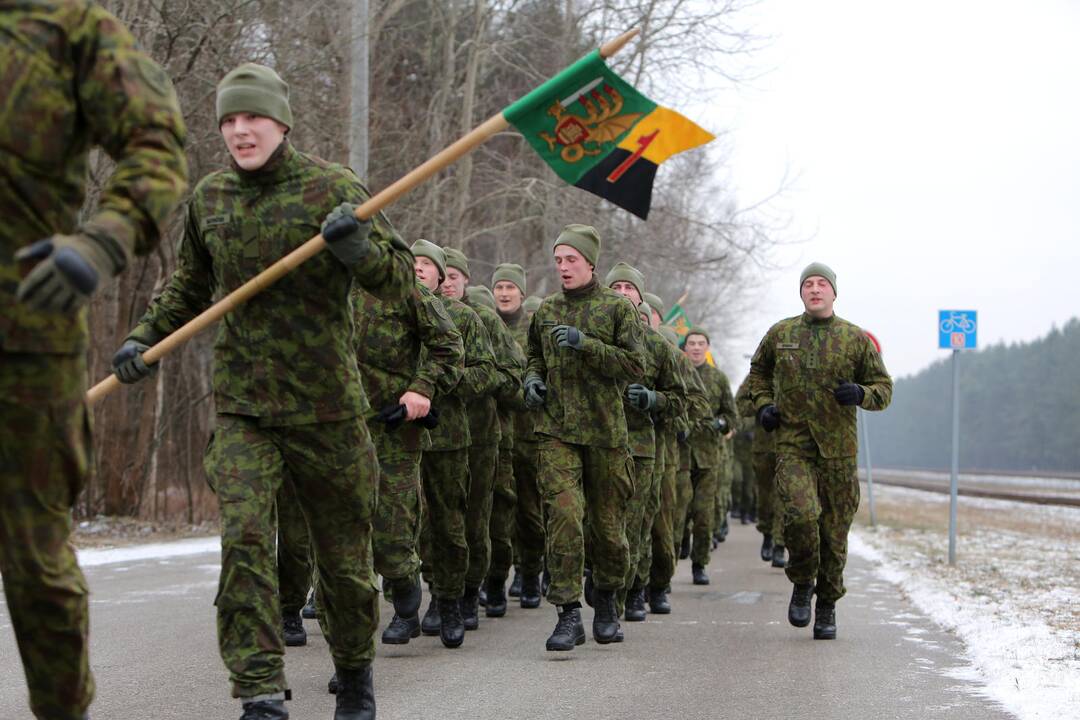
77;537;220;568
850;530;1080;720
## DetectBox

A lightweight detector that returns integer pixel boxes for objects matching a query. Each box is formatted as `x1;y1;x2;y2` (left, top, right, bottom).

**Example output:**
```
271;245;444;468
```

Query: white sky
692;0;1080;379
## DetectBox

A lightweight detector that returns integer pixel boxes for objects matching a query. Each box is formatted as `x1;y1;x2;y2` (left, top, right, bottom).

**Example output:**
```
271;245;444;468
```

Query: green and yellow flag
663;302;692;340
505;50;713;219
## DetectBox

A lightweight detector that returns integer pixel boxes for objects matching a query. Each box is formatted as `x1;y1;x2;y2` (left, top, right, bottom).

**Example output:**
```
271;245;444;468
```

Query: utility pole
348;0;370;178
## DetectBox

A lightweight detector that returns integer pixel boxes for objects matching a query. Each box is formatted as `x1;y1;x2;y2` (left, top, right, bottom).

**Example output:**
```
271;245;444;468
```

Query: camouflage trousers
0;352;93;720
205;414;379;697
276;475;314;616
690;459;718;567
649;430;679;590
487;445;516;584
775;453;859;604
673;442;693;559
370;425;422;582
623;456;656;592
512;437;545;577
465;442;497;589
536;435;633;606
733;448;756;516
754;451;783;543
419;448;470;598
713;448;733;529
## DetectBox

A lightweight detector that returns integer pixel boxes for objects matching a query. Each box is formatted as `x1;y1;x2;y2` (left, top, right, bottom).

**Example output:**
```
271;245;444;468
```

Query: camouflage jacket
625;326;687;458
354;281;463;451
748;312;893;458
427;296;497;451
465;296;525;449
526;277;645;449
672;347;710;438
499;305;537;442
1;0;188;354
735;375;774;454
129;141;412;425
689;362;737;470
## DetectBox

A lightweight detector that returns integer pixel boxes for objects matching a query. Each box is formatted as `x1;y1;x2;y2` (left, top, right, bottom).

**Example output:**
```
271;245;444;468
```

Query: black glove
834;381;865;406
16;232;123;313
710;417;729;433
321;203;372;266
550;324;585;350
111;341;157;384
524;375;547;409
374;403;408;431
757;404;780;433
676;430;688;443
418;406;440;429
626;384;657;411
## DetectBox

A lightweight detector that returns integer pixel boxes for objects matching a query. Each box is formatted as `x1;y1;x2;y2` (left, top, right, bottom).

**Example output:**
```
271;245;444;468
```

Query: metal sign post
860;409;876;526
939;310;977;564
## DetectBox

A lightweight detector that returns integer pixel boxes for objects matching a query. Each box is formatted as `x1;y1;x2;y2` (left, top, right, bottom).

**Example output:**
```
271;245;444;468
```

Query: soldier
643;292;666;330
525;225;645;650
441;249;524;629
493;263;546;610
748;262;892;640
523;294;543;316
411;240;497;649
111;64;411;719
604;264;684;622
735;377;785;566
682;330;737;585
2;5;187;718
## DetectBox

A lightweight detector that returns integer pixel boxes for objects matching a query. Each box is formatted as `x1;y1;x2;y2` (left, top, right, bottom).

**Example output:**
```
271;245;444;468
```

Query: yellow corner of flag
616;106;714;166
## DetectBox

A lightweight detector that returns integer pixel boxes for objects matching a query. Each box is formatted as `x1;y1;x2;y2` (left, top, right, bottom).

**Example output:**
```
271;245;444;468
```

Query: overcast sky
691;0;1080;379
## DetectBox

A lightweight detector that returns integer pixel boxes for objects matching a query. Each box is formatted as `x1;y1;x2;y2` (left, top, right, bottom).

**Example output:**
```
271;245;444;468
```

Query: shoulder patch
776;342;799;349
203;214;230;229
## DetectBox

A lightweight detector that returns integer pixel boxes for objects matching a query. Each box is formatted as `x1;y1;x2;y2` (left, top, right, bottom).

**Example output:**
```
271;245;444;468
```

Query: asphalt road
0;524;1013;720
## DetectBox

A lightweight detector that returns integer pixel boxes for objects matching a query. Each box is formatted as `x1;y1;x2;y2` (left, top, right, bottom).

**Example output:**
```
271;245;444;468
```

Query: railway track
862;471;1080;508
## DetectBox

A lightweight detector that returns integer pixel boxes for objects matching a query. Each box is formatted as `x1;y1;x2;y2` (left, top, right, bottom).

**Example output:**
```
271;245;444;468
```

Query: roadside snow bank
77;537;220;568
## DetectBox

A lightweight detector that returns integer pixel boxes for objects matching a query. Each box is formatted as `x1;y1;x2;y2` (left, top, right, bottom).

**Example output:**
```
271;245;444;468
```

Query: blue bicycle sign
938;310;977;350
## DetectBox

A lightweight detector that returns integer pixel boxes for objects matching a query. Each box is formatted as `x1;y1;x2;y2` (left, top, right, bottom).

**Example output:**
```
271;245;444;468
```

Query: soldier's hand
321;202;372;266
676;430;688;443
400;390;432;421
834;381;865;406
710;416;729;433
111;341;157;384
524;375;547;409
626;383;657;410
15;232;123;313
757;404;781;432
418;406;440;429
374;403;408;431
550;324;585;350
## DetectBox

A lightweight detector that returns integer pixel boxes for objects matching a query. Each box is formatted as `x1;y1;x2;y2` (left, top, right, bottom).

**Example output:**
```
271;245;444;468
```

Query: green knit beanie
411;239;446;282
523;295;542;314
658;326;679;346
553;224;601;267
466;285;496;311
683;328;711;348
636;301;653;323
605;262;646;297
643;292;665;318
443;247;470;278
216;63;293;129
799;262;837;296
492;263;527;295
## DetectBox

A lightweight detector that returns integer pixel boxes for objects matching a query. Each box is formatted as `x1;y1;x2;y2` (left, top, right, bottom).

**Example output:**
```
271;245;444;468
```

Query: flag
504;50;714;219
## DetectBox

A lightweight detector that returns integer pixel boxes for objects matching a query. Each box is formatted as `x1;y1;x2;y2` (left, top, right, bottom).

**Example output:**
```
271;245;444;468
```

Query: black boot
788;583;814;627
388;575;422;618
381;613;420;644
692;564;709;586
717;518;729;542
592;589;620;644
771;544;787;568
520;574;541;609
546;604;585;651
282;613;307;647
541;567;551;597
478;586;487;607
740;510;750;525
240;699;288;720
624;586;647;622
813;601;837;640
760;533;774;562
484;576;507;618
420;595;441;636
508;568;522;597
328;674;338;694
438;597;465;648
583;567;595;608
301;591;318;619
462;587;480;630
678;529;690;559
334;665;375;720
648;586;671;614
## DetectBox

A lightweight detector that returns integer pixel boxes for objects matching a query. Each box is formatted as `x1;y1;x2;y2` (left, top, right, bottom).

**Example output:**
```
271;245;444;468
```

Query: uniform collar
563;275;599;299
498;305;524;325
231;139;294;186
802;311;835;326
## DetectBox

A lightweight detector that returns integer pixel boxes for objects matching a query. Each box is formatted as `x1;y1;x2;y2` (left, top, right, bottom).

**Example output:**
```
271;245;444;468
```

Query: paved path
0;524;1012;719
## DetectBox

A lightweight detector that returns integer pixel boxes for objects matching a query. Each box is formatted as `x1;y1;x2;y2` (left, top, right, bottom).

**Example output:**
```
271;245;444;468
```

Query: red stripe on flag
607;130;659;183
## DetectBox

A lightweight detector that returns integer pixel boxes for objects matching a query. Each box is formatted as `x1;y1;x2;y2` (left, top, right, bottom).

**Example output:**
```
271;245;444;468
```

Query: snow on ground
76;537;220;568
851;484;1080;720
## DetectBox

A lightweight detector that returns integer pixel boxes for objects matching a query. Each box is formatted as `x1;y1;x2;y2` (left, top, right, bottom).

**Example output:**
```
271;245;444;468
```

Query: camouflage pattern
464;442;497;588
370;425;423;581
623;456;655;592
674;441;693;560
205;414;379;697
688;362;736;566
276;475;313;616
487;445;517;584
732;418;756;516
689;363;737;470
649;426;680;589
1;5;187;717
1;0;188;355
128;140;413;425
735;377;782;540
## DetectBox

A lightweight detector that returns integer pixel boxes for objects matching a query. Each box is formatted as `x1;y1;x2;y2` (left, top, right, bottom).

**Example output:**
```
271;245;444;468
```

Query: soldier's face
610;281;642;306
554;245;592;290
649;310;662;329
493;281;523;313
800;276;836;318
220;113;287;171
685;333;709;366
414;256;441;292
442;267;467;300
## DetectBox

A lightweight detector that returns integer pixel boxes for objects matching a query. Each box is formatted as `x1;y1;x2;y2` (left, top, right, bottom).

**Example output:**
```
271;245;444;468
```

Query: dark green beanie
636;301;653;323
643;292;665;318
683;328;711;347
553;224;601;267
523;295;542;314
605;262;646;297
411;239;446;282
443;247;470;278
466;285;496;311
799;262;837;296
492;263;527;295
217;63;293;129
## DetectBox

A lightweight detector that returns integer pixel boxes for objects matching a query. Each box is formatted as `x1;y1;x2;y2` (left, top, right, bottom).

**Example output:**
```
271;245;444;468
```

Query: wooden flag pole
87;28;640;405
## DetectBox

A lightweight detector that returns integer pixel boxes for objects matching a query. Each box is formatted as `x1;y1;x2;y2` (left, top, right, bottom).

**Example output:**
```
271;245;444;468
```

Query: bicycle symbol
939;311;976;335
